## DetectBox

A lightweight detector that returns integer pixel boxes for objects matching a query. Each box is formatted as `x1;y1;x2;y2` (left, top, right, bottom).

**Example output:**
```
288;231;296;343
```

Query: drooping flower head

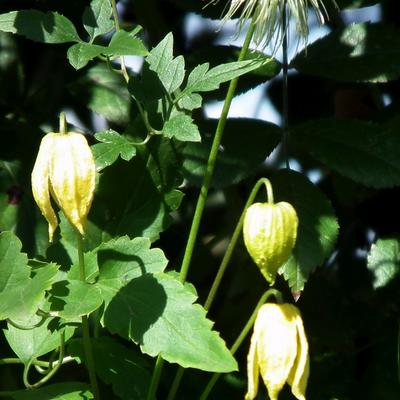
31;115;95;241
211;0;334;48
243;201;298;284
246;303;309;400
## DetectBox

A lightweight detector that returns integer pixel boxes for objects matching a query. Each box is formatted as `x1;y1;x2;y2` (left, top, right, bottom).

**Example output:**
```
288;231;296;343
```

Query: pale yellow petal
245;322;260;400
68;132;95;226
31;133;58;241
256;304;298;400
287;306;310;400
49;132;95;235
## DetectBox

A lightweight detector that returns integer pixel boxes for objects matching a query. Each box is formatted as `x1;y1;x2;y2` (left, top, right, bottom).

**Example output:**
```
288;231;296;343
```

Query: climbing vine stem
77;233;100;400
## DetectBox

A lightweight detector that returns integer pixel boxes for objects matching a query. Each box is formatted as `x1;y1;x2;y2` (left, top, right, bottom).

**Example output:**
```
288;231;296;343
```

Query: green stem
178;11;257;285
162;19;258;400
77;233;100;400
281;0;290;169
204;177;273;311
7;315;47;330
111;0;129;83
199;289;283;400
0;357;73;367
23;332;65;389
166;367;185;400
110;0;156;137
59;112;67;135
147;355;165;400
166;178;273;400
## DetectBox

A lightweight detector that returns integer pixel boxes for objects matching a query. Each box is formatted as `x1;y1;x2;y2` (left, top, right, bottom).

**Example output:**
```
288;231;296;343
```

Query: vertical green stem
147;354;165;400
166;178;273;400
281;0;290;169
151;17;257;400
178;18;256;284
77;233;100;400
166;367;185;400
110;0;154;136
111;0;130;83
199;289;283;400
59;112;67;135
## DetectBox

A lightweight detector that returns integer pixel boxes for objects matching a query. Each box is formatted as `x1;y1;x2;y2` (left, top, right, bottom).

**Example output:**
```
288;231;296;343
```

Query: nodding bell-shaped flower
31;117;95;242
246;303;309;400
243;201;298;285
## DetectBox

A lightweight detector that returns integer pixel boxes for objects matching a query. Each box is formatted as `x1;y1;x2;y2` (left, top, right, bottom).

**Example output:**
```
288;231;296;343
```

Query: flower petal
257;304;298;400
245;321;260;400
49;132;95;235
31;133;58;241
287;307;310;400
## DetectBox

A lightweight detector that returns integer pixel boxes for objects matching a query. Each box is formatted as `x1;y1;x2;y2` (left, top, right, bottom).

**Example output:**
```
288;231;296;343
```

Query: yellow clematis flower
31;123;95;242
246;303;309;400
243;201;298;284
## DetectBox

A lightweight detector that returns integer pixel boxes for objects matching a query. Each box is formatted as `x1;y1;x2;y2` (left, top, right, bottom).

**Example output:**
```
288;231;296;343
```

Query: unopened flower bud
246;303;309;400
243;201;298;284
31;125;95;241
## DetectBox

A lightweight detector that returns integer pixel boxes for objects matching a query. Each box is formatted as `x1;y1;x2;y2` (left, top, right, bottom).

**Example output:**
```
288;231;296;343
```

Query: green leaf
92;129;137;171
164;189;184;211
10;383;92;400
291;23;400;82
0;10;80;43
367;238;400;289
185;46;281;100
5;263;59;321
49;280;103;320
0;231;29;293
162;113;201;142
147;32;185;94
146;136;185;190
0;154;52;258
94;157;171;241
177;93;203;111
83;0;114;40
4;317;76;365
271;170;339;292
292;119;400;188
102;272;238;372
182;118;281;188
181;56;277;96
108;29;148;57
69;64;130;124
69;337;150;400
67;43;106;70
96;236;168;305
128;64;165;104
0;232;59;321
67;31;147;70
67;251;99;283
59;211;107;255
